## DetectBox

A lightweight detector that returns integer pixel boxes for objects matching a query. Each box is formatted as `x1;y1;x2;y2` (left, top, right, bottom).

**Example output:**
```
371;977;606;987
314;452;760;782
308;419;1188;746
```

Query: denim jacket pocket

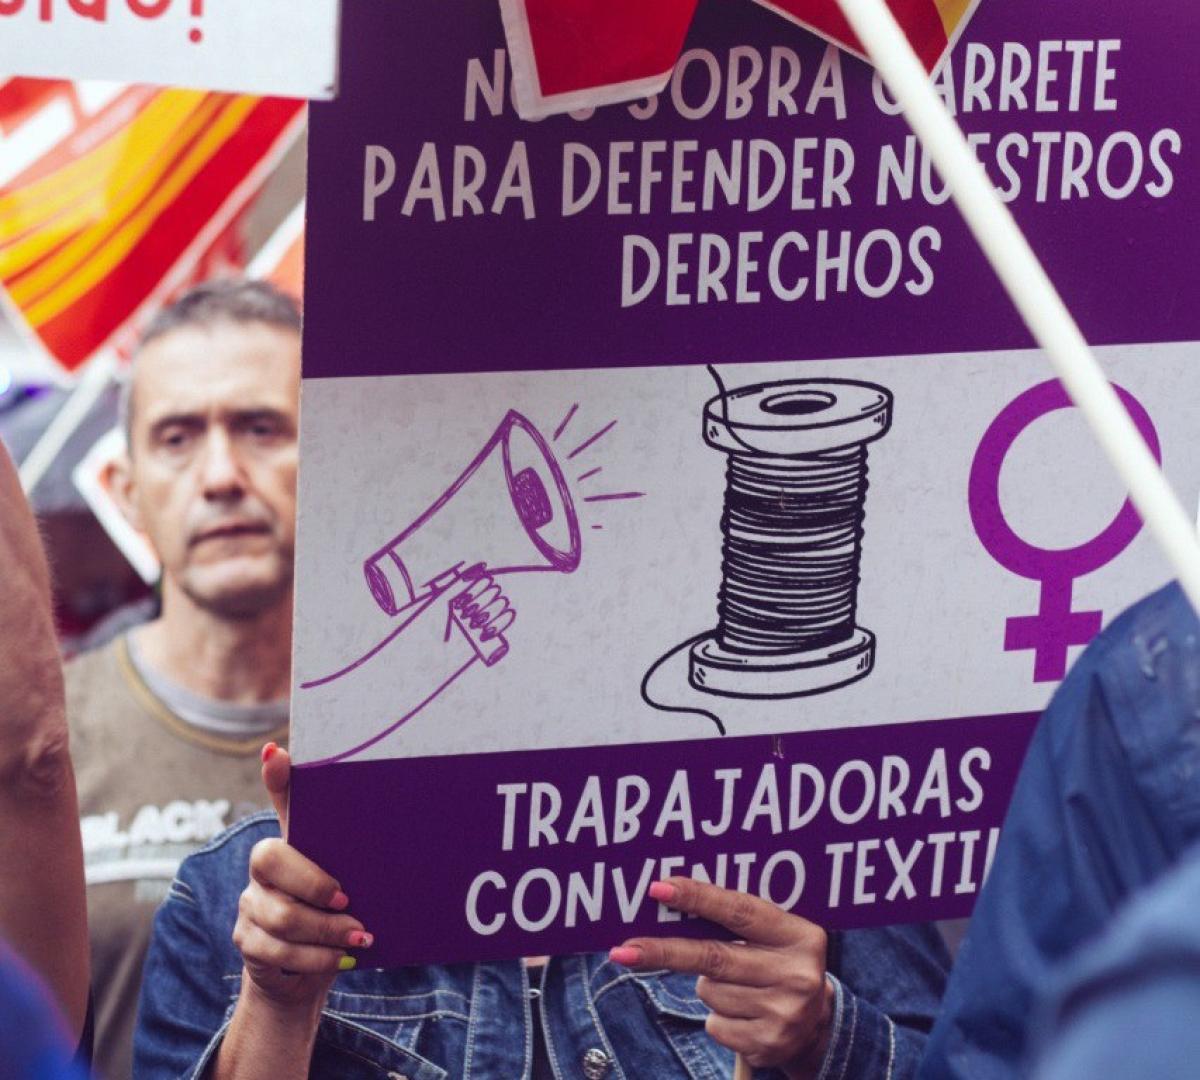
633;971;710;1023
629;972;734;1079
311;1013;449;1080
321;986;471;1079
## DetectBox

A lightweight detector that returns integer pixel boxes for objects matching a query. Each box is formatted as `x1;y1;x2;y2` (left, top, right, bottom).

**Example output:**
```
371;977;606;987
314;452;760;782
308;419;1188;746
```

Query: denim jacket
1030;843;1200;1080
135;814;948;1079
922;582;1200;1079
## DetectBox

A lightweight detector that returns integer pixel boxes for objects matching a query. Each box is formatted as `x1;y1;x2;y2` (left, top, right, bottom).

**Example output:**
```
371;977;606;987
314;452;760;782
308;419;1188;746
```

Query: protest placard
0;0;339;100
289;0;1200;967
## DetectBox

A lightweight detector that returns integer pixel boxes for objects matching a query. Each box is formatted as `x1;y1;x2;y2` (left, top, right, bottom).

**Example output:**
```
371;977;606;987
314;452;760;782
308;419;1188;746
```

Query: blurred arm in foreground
0;437;89;1039
922;581;1200;1078
1031;841;1200;1080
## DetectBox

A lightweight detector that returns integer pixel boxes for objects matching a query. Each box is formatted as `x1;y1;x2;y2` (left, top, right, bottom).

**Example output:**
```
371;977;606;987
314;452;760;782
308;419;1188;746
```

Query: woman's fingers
611;936;777;986
260;743;291;837
652;878;818;948
234;923;352;976
608;877;835;1072
704;1014;780;1063
249;837;348;911
695;976;768;1020
246;888;369;950
239;836;373;983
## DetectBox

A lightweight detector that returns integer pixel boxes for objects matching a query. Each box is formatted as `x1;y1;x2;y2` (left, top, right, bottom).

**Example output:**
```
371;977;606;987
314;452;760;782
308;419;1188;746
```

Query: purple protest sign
289;712;1040;968
302;1;1200;381
291;0;1200;965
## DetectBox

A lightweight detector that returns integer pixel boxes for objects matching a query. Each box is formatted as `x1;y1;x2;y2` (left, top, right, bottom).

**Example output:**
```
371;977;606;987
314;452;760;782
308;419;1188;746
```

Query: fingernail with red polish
261;742;278;763
348;931;374;948
649;881;677;903
609;946;644;967
329;890;350;911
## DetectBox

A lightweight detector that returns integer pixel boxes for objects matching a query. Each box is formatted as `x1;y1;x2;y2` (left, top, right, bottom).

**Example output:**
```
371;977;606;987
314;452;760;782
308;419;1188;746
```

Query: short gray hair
120;279;302;445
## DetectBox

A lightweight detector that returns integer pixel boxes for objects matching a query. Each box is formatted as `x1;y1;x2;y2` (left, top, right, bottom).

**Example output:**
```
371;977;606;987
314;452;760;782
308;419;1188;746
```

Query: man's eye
245;418;287;441
160;429;190;448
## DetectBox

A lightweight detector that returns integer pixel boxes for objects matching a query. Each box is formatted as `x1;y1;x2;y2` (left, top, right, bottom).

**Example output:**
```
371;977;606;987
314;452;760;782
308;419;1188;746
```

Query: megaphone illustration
363;410;582;616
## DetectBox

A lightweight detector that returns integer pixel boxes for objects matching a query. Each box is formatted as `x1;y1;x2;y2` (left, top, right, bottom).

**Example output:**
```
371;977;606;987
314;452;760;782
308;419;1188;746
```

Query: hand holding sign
216;747;372;1080
610;878;834;1078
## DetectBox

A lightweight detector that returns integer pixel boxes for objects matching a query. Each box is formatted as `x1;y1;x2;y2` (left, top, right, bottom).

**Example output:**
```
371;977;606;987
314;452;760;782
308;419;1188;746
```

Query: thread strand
716;448;870;655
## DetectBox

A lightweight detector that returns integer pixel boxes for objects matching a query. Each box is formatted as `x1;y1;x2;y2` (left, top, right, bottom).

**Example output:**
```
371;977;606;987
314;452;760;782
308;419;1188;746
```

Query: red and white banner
248;199;305;301
0;79;304;376
500;0;983;118
500;0;701;119
0;0;340;100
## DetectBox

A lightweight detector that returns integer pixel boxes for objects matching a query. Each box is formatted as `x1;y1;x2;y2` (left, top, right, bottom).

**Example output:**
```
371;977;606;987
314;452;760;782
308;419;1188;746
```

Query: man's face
119;319;301;618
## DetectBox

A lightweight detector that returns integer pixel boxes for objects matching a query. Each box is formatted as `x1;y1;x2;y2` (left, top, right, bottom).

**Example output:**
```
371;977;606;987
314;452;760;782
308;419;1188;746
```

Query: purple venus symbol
968;379;1161;683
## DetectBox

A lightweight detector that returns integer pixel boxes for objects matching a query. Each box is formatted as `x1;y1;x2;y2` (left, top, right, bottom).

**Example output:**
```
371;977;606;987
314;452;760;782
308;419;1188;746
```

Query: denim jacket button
581;1048;612;1077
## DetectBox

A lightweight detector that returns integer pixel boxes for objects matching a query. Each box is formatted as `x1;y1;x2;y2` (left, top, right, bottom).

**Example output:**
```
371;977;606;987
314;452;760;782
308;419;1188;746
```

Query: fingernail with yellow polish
338;955;357;972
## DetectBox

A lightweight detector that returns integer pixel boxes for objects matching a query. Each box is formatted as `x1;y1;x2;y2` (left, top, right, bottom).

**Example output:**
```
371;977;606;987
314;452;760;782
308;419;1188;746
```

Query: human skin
214;746;367;1080
611;880;835;1078
0;439;89;1038
110;319;301;705
214;747;833;1080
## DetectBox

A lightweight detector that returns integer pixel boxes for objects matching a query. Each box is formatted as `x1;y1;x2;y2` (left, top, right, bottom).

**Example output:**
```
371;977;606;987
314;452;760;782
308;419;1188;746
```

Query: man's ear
105;452;143;532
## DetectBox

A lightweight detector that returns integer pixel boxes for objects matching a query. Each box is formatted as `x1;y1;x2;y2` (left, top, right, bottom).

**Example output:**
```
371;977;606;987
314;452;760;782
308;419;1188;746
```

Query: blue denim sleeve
812;923;949;1080
921;583;1200;1080
919;669;1157;1080
133;865;237;1079
1031;846;1200;1080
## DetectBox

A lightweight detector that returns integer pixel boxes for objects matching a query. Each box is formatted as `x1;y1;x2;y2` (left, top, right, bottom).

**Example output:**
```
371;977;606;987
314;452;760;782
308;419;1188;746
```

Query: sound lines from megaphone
551;404;646;515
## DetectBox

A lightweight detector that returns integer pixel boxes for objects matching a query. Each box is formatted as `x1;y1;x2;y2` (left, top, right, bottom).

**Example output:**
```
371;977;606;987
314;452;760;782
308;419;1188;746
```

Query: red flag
500;0;982;119
500;0;700;119
248;201;305;300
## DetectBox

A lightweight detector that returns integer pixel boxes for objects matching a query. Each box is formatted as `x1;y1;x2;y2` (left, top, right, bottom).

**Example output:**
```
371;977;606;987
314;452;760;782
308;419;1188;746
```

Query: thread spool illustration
688;379;892;699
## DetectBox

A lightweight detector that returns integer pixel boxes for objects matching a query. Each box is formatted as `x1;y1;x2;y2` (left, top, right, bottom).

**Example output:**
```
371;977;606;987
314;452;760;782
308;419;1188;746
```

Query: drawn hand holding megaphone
299;410;582;765
440;564;517;666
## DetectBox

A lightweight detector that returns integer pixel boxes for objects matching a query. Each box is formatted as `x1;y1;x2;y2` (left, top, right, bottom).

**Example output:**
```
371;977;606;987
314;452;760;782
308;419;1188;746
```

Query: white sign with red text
0;0;340;100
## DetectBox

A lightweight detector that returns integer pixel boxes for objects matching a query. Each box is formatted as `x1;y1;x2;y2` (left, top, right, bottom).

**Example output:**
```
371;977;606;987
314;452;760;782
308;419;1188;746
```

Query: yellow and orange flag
758;0;978;68
0;79;303;375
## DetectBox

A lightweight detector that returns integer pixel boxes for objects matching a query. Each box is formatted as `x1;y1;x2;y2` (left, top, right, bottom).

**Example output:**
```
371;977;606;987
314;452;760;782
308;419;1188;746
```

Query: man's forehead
133;321;300;421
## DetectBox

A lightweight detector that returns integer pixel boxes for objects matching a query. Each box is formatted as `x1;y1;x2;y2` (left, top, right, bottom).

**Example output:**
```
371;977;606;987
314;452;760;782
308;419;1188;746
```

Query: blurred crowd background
0;77;306;650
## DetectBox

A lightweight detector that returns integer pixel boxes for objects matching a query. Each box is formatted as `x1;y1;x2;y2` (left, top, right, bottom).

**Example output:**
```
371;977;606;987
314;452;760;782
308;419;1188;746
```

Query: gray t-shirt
68;633;288;1080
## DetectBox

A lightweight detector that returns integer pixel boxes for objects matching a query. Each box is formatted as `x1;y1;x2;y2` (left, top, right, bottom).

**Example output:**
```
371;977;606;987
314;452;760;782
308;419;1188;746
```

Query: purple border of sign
291;711;1039;968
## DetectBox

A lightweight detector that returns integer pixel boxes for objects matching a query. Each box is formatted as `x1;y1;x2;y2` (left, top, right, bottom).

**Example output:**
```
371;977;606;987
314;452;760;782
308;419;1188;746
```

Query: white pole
834;0;1200;615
